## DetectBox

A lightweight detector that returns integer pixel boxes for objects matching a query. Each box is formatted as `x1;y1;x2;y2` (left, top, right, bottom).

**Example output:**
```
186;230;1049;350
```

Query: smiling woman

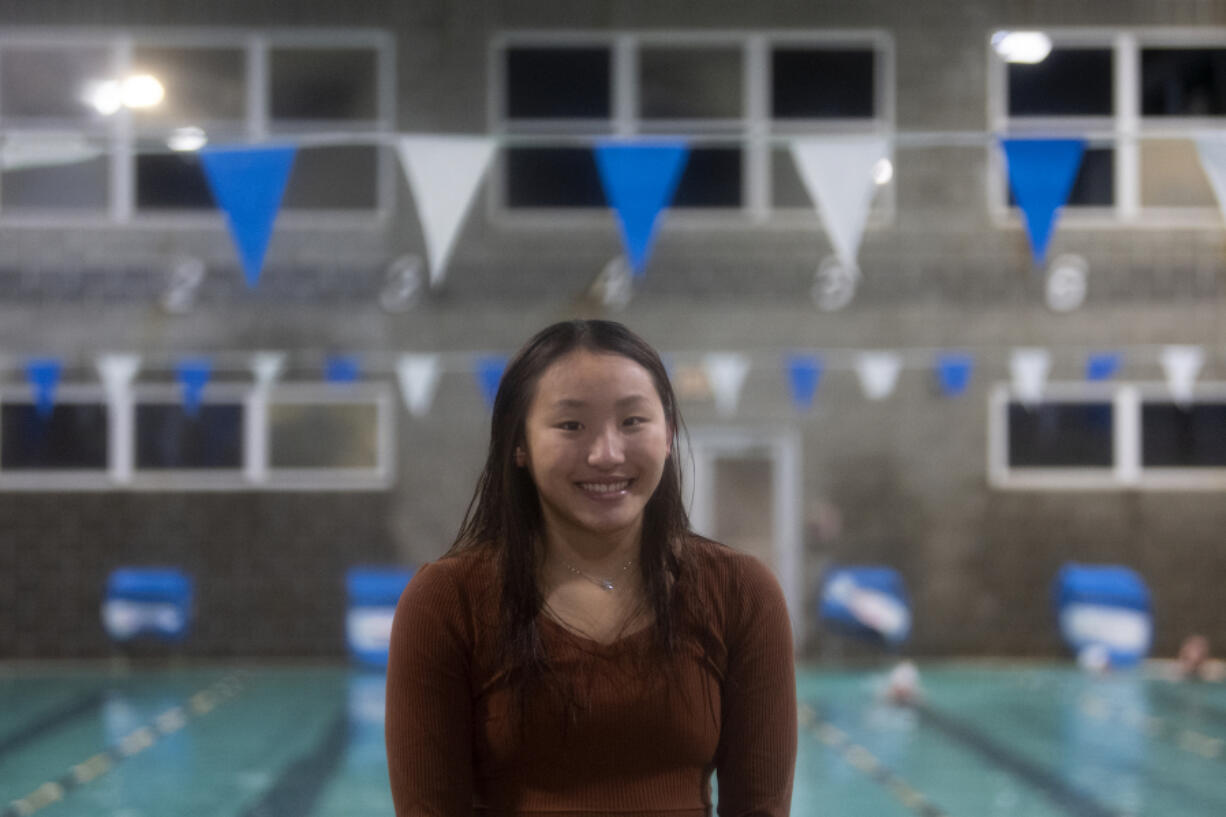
385;320;797;816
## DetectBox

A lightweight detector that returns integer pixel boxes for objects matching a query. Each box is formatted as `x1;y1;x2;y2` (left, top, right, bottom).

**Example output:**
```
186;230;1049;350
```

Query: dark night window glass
505;147;605;208
506;47;611;119
1007;147;1114;207
771;48;875;119
282;145;378;210
136;152;214;210
672;147;742;207
639;47;743;119
1008;402;1114;468
1008;49;1114;116
1141;49;1226;116
1;404;108;470
1142;402;1226;467
270;48;377;120
2;156;109;210
135;404;243;469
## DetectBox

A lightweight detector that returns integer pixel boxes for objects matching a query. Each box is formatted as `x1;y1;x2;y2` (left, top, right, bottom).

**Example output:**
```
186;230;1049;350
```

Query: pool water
2;663;1223;816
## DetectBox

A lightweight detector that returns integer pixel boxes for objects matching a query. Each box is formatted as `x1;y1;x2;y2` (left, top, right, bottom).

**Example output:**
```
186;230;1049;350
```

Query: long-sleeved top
385;536;797;816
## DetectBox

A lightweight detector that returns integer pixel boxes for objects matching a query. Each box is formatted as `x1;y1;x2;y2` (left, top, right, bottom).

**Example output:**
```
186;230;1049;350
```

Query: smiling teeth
580;481;629;493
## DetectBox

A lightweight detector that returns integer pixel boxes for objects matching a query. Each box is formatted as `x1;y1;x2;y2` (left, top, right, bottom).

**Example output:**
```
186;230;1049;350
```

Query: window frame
0;380;395;491
989;381;1226;491
487;29;896;230
0;27;396;230
987;26;1226;230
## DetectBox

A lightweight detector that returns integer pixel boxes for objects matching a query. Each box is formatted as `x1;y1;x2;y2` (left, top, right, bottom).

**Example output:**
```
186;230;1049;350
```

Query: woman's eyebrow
549;394;653;410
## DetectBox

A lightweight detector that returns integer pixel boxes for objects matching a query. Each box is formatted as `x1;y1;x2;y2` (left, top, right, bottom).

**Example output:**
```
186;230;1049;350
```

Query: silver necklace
559;557;635;592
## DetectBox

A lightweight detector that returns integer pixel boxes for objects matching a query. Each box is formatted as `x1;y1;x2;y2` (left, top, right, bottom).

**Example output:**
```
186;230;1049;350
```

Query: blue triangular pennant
25;358;62;419
476;356;508;408
1001;138;1085;266
935;353;974;397
1086;352;1121;381
325;356;360;384
198;145;297;287
786;355;823;410
175;358;212;418
594;141;689;277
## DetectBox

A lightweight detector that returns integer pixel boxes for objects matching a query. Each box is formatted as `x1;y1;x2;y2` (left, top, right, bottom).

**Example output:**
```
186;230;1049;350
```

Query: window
1;402;108;470
135;403;244;470
0;29;394;224
1141;48;1226;116
1006;402;1114;468
491;31;894;223
0;382;393;491
269;403;379;469
990;30;1226;227
990;383;1226;490
1142;402;1226;467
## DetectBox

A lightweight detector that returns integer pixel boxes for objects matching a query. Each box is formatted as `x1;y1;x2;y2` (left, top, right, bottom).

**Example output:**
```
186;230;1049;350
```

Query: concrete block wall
0;0;1224;658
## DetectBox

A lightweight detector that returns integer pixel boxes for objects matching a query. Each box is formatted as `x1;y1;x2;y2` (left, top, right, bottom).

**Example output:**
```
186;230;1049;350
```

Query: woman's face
519;348;671;548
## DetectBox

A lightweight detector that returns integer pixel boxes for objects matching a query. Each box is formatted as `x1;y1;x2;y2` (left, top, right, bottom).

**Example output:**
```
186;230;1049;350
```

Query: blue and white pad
1054;563;1152;668
346;566;414;668
102;568;193;642
819;566;911;647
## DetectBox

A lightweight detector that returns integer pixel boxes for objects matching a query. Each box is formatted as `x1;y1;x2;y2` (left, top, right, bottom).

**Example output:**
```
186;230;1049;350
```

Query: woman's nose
587;426;625;466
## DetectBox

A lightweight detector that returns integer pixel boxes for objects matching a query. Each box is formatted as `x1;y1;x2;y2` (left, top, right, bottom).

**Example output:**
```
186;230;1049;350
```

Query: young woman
386;320;796;816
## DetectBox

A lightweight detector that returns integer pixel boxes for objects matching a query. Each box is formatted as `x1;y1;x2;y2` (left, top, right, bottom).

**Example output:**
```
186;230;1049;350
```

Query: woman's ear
515;447;527;467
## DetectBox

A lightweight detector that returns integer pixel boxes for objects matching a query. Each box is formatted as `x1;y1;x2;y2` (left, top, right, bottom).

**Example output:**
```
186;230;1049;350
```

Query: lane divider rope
2;671;248;817
799;702;951;817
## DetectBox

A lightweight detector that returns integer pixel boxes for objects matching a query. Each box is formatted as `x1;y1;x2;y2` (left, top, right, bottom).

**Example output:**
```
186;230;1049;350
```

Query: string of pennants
19;344;1210;420
12;133;1226;285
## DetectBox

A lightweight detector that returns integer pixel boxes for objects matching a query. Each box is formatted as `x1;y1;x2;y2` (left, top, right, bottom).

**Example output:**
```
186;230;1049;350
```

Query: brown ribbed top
385;537;797;816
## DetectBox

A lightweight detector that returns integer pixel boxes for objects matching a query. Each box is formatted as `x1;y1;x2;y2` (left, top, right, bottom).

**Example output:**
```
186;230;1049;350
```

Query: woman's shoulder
401;549;498;611
681;535;779;588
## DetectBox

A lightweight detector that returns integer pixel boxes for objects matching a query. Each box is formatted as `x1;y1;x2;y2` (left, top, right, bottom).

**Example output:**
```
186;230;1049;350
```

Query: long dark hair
448;320;691;691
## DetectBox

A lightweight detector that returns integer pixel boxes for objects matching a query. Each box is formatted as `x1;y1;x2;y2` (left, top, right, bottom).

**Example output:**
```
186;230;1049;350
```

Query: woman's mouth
577;479;632;496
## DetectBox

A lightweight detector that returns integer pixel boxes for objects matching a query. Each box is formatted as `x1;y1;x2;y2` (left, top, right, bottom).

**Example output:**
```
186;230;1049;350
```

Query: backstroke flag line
175;358;212;418
397;354;442;418
397;136;495;286
595;141;689;277
1000;138;1085;266
703;353;750;417
1161;345;1204;405
199;145;297;288
855;352;902;401
935;353;974;397
1085;351;1121;381
476;356;509;409
790;136;889;271
25;358;62;419
786;354;824;411
1011;348;1051;405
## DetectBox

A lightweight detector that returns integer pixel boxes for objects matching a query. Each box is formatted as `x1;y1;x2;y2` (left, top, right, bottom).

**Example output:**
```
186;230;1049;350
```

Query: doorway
683;427;804;644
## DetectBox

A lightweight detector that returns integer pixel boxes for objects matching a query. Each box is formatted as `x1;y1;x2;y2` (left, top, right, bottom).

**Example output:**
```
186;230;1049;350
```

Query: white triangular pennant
95;354;141;397
1161;345;1204;405
397;354;442;417
1011;348;1051;405
790;136;889;271
702;354;750;417
855;352;902;400
250;352;285;389
397;136;495;286
1196;138;1226;224
1;133;103;170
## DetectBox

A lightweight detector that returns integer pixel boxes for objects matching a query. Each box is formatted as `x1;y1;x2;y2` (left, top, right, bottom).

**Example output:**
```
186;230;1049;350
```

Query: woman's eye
557;421;581;431
623;416;647;427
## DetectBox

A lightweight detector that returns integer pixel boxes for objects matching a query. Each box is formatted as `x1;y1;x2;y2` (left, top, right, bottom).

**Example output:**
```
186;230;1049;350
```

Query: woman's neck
540;522;642;573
